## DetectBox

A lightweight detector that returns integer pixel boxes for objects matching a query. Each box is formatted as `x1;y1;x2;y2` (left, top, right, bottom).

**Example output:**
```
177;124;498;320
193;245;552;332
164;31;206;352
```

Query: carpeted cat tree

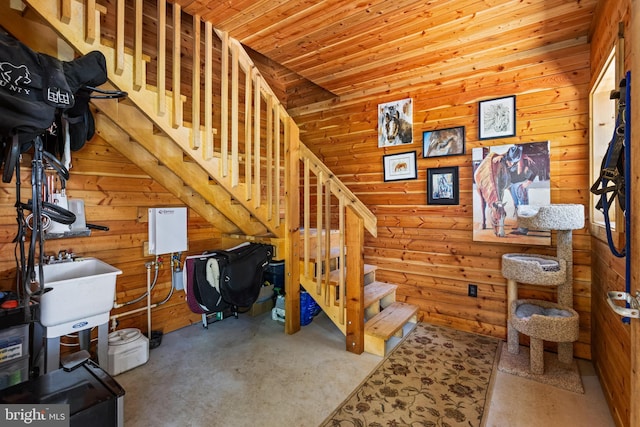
498;204;585;393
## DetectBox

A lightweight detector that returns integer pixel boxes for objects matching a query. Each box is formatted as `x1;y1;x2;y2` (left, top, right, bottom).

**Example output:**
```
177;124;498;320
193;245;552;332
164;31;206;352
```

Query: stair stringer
24;0;284;237
93;103;268;236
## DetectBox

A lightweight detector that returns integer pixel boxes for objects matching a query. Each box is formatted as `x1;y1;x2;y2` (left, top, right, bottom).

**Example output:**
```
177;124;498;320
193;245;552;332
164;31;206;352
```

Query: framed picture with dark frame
383;151;417;182
422;126;465;158
427;166;459;205
478;95;516;140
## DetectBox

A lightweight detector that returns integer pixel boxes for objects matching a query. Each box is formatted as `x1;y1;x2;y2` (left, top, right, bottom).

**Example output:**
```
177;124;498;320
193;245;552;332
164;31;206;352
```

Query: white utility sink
37;257;122;338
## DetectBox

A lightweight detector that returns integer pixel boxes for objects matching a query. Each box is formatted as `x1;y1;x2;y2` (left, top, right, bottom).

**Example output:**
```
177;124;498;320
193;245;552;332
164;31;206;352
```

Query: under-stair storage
18;0;408;357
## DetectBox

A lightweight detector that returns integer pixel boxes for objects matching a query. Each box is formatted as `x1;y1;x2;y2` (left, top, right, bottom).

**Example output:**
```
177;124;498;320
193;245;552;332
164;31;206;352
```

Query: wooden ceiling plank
233;0;382;43
200;0;288;29
256;0;494;65
315;17;593;95
249;0;475;55
284;0;595;80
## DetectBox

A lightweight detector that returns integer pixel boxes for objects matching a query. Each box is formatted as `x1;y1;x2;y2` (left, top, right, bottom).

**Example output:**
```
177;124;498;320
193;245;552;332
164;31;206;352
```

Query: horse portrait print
423;126;465;157
478;96;516;140
472;141;551;244
378;98;413;147
383;151;417;182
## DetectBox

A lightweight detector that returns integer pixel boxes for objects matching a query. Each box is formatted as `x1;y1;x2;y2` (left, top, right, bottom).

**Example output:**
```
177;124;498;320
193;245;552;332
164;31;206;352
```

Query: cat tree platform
515;204;585;231
502;254;566;286
509;299;579;368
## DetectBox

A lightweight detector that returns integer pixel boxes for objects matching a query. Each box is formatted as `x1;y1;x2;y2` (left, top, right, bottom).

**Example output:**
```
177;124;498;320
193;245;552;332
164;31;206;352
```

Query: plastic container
0;324;28;364
107;328;149;376
0;355;28;391
264;260;284;294
272;295;285;323
272;293;321;326
300;291;321;326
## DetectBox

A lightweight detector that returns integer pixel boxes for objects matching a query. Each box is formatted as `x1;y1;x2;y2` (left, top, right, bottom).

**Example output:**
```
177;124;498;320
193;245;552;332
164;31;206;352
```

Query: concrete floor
115;312;615;427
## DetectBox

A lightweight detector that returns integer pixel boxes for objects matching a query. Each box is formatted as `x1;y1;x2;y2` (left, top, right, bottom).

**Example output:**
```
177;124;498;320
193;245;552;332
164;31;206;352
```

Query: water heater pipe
109;262;157;332
147;261;152;338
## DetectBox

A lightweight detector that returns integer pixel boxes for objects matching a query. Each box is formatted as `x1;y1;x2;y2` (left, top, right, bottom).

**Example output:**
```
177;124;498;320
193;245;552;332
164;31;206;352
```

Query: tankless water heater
148;207;188;255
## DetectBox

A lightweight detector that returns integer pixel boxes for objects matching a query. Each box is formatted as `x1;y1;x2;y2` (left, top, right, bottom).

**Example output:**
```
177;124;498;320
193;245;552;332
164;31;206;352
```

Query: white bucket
107;328;149;376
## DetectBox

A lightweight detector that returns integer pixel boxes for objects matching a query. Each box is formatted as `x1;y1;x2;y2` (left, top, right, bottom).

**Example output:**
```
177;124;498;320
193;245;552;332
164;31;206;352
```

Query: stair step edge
364;302;418;340
326;263;378;284
363;281;397;308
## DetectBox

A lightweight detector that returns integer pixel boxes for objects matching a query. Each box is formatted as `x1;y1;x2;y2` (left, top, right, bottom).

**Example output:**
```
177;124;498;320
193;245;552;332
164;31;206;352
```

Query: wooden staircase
13;0;419;356
299;230;418;356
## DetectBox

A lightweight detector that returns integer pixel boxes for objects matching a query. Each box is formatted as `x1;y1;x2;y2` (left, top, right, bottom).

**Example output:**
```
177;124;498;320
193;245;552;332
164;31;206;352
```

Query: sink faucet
47;250;76;264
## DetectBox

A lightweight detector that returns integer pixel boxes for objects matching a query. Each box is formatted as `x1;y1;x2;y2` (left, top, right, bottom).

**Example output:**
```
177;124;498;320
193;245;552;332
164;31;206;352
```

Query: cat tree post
556;228;574;364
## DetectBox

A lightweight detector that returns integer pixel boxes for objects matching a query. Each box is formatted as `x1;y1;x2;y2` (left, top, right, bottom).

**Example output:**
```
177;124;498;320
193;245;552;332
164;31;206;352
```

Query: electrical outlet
468;284;478;298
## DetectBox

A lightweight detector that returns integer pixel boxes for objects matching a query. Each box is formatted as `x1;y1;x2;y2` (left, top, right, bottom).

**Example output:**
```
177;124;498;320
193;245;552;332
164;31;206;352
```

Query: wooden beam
172;2;182;128
220;30;229;174
316;170;323;295
115;0;124;74
303;158;310;277
274;103;281;225
338;196;345;325
231;42;239;186
284;117;301;335
204;21;213;158
266;94;273;220
85;0;96;44
133;0;143;90
253;75;261;207
244;66;252;199
345;206;364;354
60;0;70;24
156;0;166;116
191;14;201;149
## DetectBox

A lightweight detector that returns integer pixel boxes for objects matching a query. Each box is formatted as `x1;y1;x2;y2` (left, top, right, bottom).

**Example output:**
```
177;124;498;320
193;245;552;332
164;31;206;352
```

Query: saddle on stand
184;243;274;326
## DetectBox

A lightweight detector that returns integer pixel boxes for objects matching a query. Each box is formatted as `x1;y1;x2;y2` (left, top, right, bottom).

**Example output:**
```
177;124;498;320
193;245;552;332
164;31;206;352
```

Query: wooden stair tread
328;263;377;284
307;247;341;262
364;282;396;309
365;302;418;340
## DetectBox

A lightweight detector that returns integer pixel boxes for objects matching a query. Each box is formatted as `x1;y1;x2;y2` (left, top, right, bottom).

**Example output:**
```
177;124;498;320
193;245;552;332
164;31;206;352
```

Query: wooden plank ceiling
171;0;598;109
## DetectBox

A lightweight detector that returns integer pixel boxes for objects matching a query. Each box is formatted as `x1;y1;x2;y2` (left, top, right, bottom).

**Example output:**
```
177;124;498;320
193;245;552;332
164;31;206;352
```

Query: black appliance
0;359;124;427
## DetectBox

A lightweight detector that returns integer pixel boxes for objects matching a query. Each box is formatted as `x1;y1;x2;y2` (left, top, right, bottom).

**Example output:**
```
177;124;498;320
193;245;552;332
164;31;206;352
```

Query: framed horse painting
471;141;551;245
378;98;413;147
478;95;516;140
383;151;417;182
427;167;459;205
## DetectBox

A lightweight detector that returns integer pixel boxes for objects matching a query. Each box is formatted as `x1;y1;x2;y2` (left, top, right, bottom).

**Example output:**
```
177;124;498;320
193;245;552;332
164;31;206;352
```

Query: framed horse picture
472;141;551;244
478;95;516;140
427;167;459;205
423;127;465;158
378;98;413;147
383;151;417;182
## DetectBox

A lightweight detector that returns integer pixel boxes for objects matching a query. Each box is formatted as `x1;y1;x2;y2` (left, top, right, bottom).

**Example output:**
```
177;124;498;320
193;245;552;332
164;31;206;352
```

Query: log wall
589;2;632;427
0;133;217;343
290;26;594;359
0;8;634;425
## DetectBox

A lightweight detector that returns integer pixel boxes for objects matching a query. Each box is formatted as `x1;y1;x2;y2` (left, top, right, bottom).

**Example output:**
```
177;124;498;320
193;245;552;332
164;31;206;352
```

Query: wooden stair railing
21;0;378;353
299;240;419;356
25;0;286;236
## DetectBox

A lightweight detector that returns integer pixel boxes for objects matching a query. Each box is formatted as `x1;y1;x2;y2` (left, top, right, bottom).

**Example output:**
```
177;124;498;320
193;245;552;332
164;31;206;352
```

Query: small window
589;43;625;247
589;48;618;237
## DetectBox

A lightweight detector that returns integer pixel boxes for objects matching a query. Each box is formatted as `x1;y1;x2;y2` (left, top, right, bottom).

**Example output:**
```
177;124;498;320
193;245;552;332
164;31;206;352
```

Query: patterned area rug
320;323;499;427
